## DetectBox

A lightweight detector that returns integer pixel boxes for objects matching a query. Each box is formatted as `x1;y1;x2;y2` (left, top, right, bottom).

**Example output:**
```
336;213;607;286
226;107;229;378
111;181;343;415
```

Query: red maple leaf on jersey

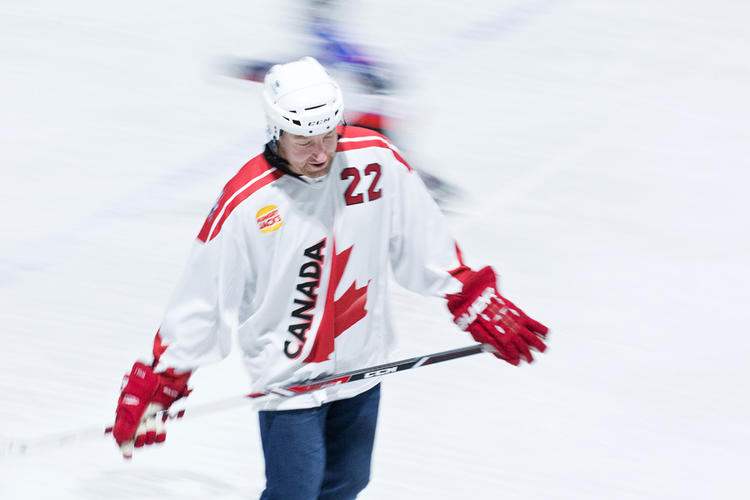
303;242;369;363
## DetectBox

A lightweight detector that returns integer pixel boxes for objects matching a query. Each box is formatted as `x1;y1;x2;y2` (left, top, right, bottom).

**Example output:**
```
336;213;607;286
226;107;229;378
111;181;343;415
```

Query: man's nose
311;140;327;159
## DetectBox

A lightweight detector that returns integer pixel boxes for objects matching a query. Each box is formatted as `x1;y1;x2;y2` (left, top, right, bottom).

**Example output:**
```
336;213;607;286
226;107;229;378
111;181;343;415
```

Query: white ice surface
1;0;749;498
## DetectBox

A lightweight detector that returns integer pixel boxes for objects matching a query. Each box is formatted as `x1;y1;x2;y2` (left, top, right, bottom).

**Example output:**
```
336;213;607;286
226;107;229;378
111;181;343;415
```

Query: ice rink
1;0;749;498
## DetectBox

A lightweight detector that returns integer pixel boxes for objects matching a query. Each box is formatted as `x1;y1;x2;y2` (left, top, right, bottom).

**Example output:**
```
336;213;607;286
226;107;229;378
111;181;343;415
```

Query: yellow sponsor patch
256;205;283;233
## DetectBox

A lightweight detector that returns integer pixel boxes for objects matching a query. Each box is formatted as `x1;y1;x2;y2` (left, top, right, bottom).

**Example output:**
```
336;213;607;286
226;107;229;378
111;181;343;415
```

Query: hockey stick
3;344;487;456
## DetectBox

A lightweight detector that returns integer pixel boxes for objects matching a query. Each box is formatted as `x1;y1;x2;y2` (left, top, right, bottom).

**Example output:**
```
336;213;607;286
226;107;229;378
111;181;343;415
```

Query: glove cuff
152;368;192;408
446;266;498;320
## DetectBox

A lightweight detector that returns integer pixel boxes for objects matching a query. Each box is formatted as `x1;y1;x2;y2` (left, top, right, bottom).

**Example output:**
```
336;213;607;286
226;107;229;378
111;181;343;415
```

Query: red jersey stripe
337;138;412;171
337;125;412;171
197;156;284;242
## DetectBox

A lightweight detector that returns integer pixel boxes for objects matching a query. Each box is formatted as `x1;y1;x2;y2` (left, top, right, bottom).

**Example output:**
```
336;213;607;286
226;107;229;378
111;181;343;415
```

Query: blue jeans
258;384;380;500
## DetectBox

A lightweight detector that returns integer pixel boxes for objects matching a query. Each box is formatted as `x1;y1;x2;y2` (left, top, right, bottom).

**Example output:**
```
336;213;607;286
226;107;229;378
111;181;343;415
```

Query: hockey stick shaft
117;343;486;429
5;344;485;455
246;343;486;398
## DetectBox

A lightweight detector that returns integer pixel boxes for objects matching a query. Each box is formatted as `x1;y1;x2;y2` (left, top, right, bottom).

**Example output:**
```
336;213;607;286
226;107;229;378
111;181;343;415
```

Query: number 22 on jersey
341;163;382;206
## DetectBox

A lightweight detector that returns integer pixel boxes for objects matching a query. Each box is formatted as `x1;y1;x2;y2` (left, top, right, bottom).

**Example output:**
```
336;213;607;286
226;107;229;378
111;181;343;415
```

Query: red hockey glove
447;266;548;365
113;361;190;458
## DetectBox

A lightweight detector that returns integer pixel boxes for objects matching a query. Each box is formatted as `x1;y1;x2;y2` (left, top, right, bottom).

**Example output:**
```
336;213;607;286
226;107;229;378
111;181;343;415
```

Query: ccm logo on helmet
306;117;332;127
363;367;398;378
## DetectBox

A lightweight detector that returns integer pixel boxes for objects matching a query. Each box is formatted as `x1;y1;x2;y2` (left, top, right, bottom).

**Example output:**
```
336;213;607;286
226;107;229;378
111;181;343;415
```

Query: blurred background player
224;0;463;211
112;57;549;499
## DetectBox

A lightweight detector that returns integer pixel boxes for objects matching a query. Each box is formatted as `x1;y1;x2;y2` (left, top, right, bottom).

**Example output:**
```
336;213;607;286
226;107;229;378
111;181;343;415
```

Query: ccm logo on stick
363;367;398;378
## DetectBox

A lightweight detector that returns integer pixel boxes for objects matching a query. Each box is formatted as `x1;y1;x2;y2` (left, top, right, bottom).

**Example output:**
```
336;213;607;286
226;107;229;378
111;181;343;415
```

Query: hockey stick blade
6;344;486;456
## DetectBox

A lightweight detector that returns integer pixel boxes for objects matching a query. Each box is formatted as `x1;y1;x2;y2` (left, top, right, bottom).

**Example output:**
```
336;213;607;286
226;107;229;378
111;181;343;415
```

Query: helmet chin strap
268;136;280;154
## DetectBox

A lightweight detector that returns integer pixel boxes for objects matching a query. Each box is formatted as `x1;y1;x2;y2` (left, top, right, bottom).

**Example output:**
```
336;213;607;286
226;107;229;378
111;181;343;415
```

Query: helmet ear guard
262;57;344;141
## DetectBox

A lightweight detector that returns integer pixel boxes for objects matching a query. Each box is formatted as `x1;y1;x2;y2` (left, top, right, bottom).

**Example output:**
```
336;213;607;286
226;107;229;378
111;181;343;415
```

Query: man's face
277;129;338;178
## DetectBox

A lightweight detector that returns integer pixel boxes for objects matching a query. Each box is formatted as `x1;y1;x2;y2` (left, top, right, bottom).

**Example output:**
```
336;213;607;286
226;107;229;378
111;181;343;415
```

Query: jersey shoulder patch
197;154;284;242
336;125;412;171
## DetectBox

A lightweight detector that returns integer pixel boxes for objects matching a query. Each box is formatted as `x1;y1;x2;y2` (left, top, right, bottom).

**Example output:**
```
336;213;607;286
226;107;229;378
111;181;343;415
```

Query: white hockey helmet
262;56;344;141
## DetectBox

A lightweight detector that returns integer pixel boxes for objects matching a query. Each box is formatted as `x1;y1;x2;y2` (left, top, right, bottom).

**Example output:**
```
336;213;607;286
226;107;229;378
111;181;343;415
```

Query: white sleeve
389;167;469;297
153;217;253;373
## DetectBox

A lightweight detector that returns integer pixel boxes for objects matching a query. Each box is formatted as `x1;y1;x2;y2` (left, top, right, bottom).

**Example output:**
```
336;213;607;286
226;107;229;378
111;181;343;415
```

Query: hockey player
113;56;548;499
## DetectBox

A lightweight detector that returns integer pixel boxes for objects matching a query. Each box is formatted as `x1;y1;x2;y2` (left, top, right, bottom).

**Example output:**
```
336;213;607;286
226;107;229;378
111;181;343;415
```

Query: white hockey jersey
152;125;470;410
